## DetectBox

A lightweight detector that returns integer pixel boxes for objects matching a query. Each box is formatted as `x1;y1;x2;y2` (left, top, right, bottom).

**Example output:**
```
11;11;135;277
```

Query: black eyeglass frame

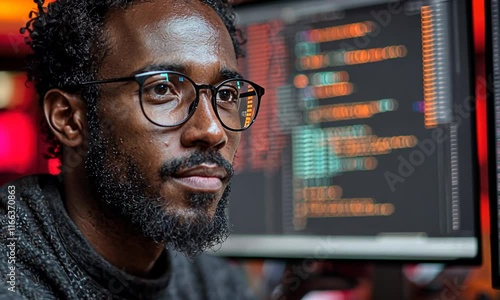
72;70;265;131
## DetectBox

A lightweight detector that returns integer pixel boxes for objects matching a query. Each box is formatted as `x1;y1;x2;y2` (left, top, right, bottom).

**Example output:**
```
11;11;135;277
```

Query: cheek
226;132;241;161
99;95;162;161
98;94;143;135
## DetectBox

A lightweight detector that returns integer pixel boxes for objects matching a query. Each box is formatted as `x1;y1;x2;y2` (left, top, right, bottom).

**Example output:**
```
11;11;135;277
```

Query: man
0;0;264;299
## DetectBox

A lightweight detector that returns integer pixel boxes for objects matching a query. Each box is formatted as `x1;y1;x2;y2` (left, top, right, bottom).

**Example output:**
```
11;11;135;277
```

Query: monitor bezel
486;0;500;288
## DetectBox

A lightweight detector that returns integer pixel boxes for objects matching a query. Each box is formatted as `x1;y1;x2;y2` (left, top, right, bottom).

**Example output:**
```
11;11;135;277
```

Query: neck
62;164;165;278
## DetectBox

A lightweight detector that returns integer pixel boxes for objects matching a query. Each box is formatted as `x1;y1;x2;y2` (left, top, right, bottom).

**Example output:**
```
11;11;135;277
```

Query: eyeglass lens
140;72;259;130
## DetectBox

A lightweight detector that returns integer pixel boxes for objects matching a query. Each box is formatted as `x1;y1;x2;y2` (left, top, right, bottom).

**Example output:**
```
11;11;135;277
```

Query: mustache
159;150;234;181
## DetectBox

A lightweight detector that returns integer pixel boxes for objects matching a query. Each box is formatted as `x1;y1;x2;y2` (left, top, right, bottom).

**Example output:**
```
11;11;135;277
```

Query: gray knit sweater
0;175;255;300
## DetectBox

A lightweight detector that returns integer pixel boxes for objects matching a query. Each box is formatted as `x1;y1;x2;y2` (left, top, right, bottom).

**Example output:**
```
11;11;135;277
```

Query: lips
172;164;227;193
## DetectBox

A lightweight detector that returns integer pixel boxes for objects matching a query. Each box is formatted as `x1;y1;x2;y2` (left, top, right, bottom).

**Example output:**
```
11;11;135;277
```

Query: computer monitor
214;0;480;263
486;0;500;287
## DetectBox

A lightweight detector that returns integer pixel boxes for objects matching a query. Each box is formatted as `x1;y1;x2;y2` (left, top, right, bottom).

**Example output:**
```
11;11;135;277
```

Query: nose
180;91;227;150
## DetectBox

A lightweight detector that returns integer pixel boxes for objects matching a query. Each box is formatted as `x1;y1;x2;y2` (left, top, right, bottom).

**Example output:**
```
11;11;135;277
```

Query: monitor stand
269;261;407;300
372;264;406;299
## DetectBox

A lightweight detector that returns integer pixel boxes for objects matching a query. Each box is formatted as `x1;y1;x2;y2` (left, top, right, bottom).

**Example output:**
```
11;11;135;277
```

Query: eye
217;88;238;102
153;83;171;96
142;80;179;104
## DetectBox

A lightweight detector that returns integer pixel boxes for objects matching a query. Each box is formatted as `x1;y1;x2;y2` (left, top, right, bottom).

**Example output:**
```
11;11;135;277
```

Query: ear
43;89;87;148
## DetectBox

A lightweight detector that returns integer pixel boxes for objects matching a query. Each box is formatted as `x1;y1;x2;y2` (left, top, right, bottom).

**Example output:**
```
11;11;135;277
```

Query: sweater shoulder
168;251;256;300
0;174;58;208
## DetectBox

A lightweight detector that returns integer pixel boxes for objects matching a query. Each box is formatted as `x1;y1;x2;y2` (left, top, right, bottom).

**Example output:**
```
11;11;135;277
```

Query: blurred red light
48;158;61;175
0;111;36;173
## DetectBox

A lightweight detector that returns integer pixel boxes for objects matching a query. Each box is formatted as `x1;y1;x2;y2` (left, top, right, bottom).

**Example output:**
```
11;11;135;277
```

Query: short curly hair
21;0;245;159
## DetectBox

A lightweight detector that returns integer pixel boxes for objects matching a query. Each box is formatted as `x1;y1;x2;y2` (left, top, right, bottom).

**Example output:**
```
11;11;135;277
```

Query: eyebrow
220;68;243;80
132;63;186;75
131;63;244;81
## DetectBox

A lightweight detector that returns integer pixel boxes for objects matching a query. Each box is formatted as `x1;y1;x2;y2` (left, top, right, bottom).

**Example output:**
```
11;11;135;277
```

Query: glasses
73;70;265;131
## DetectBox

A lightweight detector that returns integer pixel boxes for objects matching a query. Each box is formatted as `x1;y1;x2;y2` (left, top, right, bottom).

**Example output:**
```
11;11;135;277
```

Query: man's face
84;0;241;257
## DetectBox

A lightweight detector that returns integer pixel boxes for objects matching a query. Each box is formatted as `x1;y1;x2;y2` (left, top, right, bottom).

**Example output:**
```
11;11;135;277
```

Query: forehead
101;0;237;79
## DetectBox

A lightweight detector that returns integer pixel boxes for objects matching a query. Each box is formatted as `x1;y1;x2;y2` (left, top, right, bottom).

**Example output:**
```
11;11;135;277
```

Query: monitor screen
214;0;479;262
487;0;500;287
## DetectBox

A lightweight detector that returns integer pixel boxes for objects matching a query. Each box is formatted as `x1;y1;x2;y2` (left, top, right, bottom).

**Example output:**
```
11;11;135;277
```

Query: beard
84;114;233;259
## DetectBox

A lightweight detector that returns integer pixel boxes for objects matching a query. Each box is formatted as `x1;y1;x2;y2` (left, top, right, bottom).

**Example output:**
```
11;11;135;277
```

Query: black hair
21;0;245;159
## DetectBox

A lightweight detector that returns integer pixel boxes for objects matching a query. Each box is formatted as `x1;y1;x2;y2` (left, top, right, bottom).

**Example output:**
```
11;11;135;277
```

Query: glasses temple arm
77;76;136;86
